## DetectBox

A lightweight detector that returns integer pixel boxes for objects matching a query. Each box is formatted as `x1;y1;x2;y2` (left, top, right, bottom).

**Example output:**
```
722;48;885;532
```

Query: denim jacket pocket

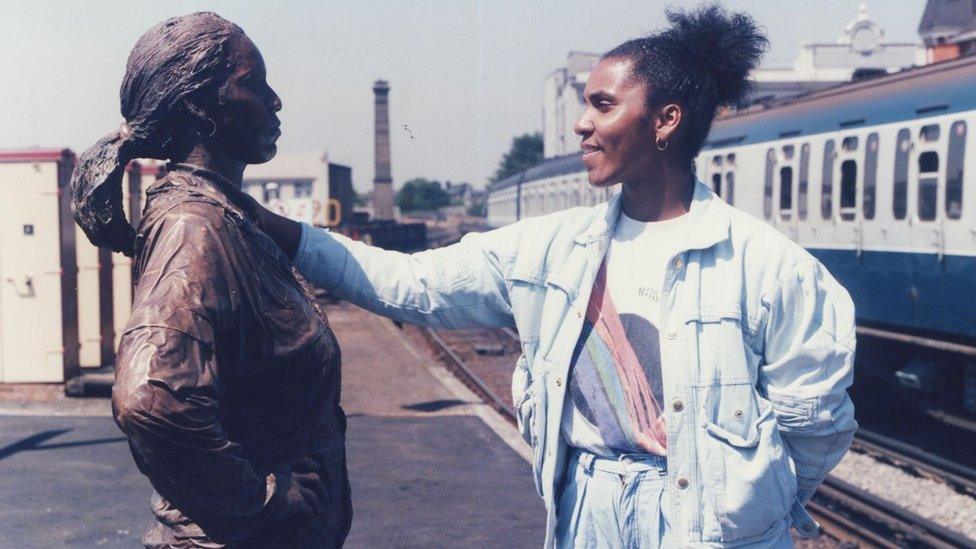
514;360;548;499
512;354;533;443
697;382;796;544
684;305;754;383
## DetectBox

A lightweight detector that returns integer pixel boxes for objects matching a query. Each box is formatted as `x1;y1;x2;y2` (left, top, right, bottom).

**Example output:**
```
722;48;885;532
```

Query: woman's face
208;35;282;164
574;57;655;187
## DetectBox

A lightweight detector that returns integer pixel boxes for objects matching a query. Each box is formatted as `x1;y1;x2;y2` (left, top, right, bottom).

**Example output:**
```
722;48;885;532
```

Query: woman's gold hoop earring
197;118;217;139
656;137;668;151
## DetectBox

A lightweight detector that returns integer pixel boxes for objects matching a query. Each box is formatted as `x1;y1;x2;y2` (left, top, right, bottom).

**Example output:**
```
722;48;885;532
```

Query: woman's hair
604;3;768;160
71;12;245;255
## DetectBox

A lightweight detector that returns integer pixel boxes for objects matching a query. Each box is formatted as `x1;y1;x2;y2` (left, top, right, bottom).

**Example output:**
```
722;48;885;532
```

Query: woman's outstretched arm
256;206;521;329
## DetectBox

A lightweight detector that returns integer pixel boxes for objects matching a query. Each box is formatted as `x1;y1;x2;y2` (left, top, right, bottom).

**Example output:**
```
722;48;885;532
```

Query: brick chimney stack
372;80;395;220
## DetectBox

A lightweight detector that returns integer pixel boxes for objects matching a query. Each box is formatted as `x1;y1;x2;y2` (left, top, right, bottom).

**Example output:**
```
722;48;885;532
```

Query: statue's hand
264;457;325;520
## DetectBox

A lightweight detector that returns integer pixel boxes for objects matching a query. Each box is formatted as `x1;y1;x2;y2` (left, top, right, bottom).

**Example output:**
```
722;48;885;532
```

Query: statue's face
209;35;282;164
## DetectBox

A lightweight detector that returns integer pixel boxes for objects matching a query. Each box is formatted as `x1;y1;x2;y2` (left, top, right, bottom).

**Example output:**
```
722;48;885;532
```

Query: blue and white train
486;54;976;424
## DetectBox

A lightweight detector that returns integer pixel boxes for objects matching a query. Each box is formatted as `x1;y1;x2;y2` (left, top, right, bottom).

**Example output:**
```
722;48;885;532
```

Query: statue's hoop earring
656;136;668;151
197;118;217;139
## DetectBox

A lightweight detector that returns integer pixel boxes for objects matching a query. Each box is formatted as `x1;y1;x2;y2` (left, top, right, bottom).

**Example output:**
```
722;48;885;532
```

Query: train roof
703;55;976;151
488;152;584;193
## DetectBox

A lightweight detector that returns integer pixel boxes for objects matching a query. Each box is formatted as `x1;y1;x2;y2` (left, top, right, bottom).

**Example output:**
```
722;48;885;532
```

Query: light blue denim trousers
556;449;794;548
556;449;671;548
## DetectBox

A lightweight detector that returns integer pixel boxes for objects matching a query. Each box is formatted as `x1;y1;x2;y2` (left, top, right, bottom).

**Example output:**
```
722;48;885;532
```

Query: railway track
421;325;976;548
809;475;976;548
806;428;976;547
420;327;518;425
853;428;976;498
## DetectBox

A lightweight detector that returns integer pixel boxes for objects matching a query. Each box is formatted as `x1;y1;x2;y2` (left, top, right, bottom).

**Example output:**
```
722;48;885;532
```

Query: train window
946;121;966;219
798;143;810;220
920;124;941;143
764;148;775;219
712;173;722;195
782;145;795;160
863;133;878;220
894;129;911;220
822;140;835;219
841;136;859;152
712;155;723;167
840;160;857;221
918;151;939;221
779;166;793;219
726;153;736;167
725;172;735;206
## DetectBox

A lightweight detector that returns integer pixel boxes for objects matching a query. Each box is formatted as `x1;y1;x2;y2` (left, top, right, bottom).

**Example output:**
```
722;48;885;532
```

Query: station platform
0;302;545;548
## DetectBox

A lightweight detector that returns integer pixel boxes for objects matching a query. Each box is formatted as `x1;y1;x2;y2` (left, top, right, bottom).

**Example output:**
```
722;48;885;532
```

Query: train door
705;152;736;206
836;135;862;255
907;120;970;335
796;144;811;243
910;123;946;258
773;144;799;241
707;154;724;199
722;153;736;207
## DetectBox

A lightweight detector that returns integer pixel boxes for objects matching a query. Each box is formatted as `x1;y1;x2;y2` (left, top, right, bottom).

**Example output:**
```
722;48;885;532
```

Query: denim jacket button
555;377;563;387
667;327;678;339
673;256;684;270
672;400;684;412
677;477;689;489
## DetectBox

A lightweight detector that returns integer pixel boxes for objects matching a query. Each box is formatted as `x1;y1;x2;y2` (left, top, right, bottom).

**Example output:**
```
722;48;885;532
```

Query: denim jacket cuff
293;223;344;291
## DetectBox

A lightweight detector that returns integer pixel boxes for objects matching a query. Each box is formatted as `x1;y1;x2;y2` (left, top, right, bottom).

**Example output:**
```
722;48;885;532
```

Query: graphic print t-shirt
561;210;692;456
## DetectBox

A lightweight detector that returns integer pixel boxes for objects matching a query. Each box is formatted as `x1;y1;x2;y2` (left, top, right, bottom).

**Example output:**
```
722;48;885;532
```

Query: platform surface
0;302;544;548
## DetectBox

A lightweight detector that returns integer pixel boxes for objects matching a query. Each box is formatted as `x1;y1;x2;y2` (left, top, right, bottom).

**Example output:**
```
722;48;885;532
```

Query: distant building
542;51;600;159
918;0;976;63
442;181;481;207
243;152;353;227
750;4;924;103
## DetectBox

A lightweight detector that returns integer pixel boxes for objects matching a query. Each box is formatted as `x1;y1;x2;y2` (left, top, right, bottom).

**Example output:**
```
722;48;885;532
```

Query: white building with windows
542;51;600;159
243;152;333;225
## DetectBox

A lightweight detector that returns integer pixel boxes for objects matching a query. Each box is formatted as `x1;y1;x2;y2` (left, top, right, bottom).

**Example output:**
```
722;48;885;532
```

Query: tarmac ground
0;302;544;548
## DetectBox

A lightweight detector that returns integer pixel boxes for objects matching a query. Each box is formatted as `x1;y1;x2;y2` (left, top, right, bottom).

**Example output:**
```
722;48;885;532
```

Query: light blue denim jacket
294;181;857;547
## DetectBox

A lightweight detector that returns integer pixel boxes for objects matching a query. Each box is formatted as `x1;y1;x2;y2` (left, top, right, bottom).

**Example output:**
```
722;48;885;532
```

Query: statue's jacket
113;164;349;547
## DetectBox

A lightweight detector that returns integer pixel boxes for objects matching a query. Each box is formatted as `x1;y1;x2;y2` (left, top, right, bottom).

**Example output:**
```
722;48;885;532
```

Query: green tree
491;132;543;183
395;178;451;212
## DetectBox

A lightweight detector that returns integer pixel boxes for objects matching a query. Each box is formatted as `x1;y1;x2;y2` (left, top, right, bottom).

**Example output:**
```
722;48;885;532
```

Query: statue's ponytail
71;125;137;256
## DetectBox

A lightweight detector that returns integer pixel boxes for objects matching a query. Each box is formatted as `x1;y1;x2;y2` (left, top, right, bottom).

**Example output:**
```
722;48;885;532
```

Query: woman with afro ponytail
258;4;856;547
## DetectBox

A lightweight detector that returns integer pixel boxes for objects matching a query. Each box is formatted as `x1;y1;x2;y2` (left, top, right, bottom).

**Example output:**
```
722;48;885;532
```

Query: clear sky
0;0;927;192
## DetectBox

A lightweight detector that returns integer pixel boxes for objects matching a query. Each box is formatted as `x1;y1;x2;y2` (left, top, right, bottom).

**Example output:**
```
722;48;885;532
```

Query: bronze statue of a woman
71;12;350;548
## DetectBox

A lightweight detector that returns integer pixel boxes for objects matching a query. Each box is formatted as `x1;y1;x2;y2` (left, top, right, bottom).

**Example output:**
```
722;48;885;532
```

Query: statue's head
71;12;282;255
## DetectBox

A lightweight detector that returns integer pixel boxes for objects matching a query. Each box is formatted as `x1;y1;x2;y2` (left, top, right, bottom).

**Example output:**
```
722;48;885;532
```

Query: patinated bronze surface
114;165;350;548
69;12;350;548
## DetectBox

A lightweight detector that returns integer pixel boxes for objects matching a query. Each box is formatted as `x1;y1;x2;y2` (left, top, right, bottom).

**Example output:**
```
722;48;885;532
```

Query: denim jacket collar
573;180;731;253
